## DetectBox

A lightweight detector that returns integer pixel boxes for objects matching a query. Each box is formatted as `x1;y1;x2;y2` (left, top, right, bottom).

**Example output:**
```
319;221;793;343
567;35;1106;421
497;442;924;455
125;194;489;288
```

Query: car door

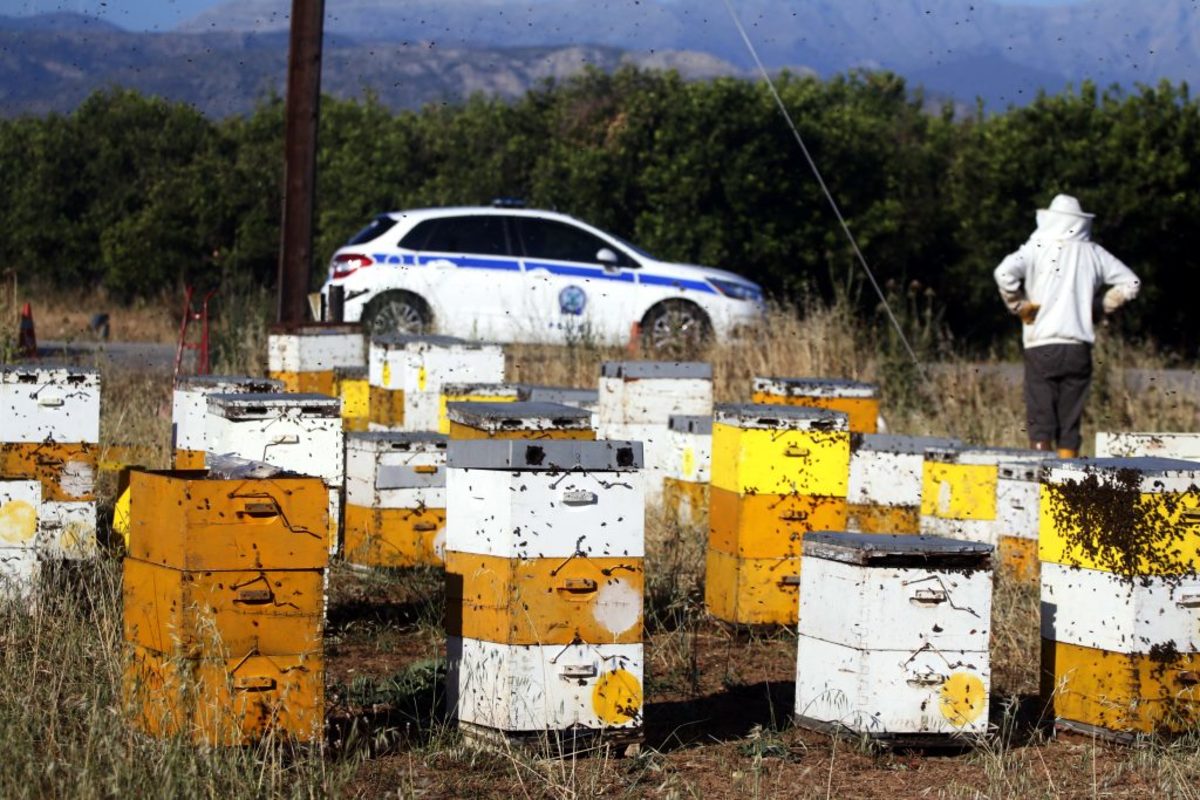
407;215;526;341
513;217;641;344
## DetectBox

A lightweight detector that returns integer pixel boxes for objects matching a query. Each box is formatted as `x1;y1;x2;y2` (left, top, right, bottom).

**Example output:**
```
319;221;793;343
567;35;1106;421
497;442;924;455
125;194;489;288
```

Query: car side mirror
596;248;620;269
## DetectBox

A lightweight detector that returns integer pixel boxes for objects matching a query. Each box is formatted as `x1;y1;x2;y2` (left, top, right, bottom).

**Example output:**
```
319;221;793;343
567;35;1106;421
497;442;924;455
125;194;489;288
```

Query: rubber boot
1030;440;1053;452
1057;448;1079;459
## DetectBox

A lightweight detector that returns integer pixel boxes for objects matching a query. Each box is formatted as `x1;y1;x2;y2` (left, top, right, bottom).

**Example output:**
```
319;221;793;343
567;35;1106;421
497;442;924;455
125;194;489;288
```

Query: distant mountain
1;0;1198;118
0;17;740;118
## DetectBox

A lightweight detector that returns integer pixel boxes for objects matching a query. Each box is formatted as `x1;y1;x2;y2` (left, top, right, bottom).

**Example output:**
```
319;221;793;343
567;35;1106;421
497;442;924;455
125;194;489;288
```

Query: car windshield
346;216;398;245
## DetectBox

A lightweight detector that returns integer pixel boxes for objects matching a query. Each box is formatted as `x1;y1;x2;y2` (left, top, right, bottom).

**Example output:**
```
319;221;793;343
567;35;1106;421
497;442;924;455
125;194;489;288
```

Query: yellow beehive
1039;457;1200;738
124;645;324;745
446;401;595;441
333;366;370;432
751;377;880;434
705;404;850;626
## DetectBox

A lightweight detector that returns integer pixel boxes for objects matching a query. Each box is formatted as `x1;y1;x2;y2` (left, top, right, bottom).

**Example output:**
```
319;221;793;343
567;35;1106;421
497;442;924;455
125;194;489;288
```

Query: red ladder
173;286;217;380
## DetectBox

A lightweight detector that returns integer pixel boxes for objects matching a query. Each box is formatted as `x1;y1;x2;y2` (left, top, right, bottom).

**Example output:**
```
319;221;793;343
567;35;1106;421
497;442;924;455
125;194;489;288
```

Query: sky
0;0;1094;32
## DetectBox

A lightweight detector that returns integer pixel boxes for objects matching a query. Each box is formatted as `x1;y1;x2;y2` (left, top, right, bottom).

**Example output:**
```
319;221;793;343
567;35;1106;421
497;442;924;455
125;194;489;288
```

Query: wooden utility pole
277;0;326;324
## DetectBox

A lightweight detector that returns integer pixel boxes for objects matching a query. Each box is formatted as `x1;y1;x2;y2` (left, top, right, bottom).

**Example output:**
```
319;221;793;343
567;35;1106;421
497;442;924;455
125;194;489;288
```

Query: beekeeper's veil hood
1033;193;1093;242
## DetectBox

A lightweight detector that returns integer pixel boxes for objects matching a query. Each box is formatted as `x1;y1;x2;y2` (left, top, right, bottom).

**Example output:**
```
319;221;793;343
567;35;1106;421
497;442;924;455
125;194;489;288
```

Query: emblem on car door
558;285;587;315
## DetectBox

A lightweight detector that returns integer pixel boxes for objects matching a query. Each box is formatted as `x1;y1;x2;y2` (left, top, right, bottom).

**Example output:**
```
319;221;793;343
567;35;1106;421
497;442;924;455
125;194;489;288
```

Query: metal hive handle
559;664;598;679
234;675;277;692
911;588;948;605
784;444;810;458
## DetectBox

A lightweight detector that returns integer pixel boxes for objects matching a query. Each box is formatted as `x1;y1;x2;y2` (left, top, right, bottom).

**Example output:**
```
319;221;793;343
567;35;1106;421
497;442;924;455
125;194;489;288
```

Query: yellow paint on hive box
1040;638;1200;735
342;503;446;568
704;548;800;626
709;423;850;497
123;644;324;746
444;551;644;646
708;486;846;559
268;369;336;396
920;462;998;521
0;442;97;501
663;478;708;525
336;377;370;431
998;535;1039;584
1038;484;1200;575
750;392;879;434
0;498;37;546
845;503;921;534
368;386;405;427
173;449;207;470
122;558;324;658
126;470;329;571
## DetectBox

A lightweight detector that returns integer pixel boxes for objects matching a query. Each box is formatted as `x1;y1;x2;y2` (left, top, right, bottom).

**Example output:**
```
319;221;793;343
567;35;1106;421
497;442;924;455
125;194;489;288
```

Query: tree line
0;69;1196;353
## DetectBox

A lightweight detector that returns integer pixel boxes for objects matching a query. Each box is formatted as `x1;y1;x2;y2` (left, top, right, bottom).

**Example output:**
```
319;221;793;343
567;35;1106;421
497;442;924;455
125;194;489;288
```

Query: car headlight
708;278;764;302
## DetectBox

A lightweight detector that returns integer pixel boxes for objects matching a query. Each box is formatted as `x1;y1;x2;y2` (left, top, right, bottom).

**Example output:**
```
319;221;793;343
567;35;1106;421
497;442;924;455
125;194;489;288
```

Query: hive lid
370;333;469;350
442;381;520;397
853;434;961;455
447;401;592;431
1045;456;1200;493
714;403;849;432
516;384;599;406
268;322;363;336
1;363;100;382
334;366;367;379
669;415;714;435
924;445;1049;465
206;392;340;418
803;531;993;567
448;438;642;471
600;361;712;379
346;431;447;452
176;375;284;393
998;460;1041;482
752;376;879;398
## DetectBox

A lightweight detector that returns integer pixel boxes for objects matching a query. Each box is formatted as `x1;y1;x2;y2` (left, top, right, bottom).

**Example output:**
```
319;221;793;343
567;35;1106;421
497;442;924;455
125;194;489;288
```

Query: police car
320;204;765;348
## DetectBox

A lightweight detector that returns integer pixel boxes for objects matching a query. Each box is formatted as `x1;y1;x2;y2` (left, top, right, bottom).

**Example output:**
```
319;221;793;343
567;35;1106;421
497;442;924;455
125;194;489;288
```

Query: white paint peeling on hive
592;578;641;637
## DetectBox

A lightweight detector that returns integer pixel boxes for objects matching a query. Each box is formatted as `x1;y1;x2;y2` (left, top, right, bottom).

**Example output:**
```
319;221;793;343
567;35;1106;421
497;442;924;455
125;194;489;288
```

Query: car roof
381;207;586;226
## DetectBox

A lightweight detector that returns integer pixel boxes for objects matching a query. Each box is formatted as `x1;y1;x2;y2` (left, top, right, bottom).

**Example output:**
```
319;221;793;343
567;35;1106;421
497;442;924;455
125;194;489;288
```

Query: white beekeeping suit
993;194;1140;348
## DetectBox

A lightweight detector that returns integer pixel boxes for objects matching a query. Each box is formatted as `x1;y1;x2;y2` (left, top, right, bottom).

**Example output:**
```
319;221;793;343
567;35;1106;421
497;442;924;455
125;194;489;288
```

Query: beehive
1039;457;1200;738
333;366;370;432
267;322;365;395
122;469;327;745
438;383;520;434
516;385;599;427
369;335;505;432
1095;432;1200;460
705;404;850;626
343;431;447;567
171;376;284;469
920;445;1050;545
444;438;644;745
662;415;712;525
0;479;41;599
596;361;712;504
447;401;594;441
751;377;880;434
994;460;1041;582
795;532;993;742
847;435;960;534
0;364;100;561
205;393;344;555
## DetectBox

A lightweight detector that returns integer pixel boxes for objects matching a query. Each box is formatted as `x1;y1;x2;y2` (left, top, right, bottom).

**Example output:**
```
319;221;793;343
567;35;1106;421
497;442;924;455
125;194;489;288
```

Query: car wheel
362;291;432;336
641;300;712;356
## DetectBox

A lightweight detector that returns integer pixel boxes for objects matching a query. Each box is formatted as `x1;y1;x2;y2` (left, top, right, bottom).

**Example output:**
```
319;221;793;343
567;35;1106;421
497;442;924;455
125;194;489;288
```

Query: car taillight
331;253;373;279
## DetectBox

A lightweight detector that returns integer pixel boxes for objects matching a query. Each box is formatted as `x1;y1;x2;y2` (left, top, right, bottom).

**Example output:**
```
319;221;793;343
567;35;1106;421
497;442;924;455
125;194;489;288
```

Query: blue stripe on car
524;261;635;283
636;274;718;293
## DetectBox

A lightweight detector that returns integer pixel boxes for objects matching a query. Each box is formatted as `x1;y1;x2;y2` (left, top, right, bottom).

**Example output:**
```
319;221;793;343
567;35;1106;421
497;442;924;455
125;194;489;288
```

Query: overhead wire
719;0;929;380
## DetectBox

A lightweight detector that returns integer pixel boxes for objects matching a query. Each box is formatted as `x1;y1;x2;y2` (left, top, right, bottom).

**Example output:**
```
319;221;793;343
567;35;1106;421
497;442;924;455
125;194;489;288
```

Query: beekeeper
994;194;1140;457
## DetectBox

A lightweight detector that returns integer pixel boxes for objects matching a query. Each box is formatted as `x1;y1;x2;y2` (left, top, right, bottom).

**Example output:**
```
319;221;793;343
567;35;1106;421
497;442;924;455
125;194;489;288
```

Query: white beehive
268;323;365;376
0;364;100;444
847;435;959;533
445;438;645;743
664;415;712;484
345;432;447;510
369;335;505;432
920;445;1050;544
994;460;1041;580
1095;432;1200;460
0;479;41;599
38;500;98;560
206;393;344;554
795;532;994;742
597;361;712;427
171;375;284;455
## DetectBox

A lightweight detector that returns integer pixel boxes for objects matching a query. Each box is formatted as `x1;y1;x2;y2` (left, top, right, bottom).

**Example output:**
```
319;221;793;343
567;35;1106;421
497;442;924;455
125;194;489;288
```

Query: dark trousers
1024;343;1092;450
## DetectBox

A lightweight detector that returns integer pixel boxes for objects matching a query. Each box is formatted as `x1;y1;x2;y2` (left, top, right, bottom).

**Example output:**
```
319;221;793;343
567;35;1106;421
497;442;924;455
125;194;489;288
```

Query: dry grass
2;299;1199;798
